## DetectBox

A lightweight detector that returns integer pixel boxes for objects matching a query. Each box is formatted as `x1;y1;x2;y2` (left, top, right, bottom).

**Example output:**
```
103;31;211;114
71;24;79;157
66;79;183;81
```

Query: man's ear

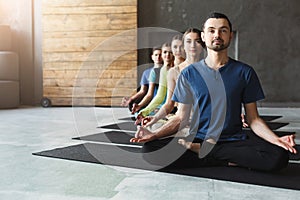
201;31;205;42
151;54;154;61
230;31;234;41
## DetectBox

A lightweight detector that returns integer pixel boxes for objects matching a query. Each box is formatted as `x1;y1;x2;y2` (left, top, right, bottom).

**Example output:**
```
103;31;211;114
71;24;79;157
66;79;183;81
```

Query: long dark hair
182;27;205;48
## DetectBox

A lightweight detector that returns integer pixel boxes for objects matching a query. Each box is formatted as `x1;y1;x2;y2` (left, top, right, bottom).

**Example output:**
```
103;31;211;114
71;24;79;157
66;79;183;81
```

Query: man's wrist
151;115;159;123
128;97;134;103
151;133;158;140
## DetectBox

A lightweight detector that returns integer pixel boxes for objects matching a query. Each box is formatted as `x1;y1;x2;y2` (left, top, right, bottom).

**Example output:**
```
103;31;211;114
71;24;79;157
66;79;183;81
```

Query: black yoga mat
74;129;299;160
73;130;142;146
33;142;300;190
99;121;289;132
118;116;136;121
99;121;137;131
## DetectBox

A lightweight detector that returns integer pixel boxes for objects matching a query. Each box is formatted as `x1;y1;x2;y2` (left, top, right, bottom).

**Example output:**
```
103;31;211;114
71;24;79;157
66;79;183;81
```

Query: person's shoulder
168;65;180;73
181;60;204;74
168;66;175;73
168;66;179;78
144;66;153;73
141;67;151;76
229;58;254;72
160;65;168;72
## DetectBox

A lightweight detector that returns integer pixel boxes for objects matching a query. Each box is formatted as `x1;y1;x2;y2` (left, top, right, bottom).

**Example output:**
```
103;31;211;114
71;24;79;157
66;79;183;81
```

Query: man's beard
207;39;230;52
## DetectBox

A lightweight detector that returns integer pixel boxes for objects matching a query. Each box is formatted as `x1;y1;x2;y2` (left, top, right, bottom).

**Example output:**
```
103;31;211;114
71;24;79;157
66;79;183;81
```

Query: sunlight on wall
0;1;23;25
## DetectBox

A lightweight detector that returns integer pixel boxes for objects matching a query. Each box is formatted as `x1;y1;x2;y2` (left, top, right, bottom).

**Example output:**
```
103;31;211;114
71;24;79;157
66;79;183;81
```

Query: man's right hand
241;114;248;128
277;134;297;154
142;116;157;127
131;103;141;114
121;97;130;107
130;126;156;143
134;113;144;125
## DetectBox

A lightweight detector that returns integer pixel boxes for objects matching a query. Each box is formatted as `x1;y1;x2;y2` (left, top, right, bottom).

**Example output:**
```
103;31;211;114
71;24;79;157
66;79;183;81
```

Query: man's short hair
202;12;232;32
152;46;161;53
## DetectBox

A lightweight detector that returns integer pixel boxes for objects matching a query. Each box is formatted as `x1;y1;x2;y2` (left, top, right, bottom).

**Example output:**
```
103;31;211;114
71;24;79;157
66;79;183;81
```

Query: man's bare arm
244;102;297;153
130;103;192;143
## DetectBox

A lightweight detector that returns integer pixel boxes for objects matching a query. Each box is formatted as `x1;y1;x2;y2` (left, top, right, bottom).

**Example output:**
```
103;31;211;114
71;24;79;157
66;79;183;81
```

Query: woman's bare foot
178;139;201;154
228;162;238;166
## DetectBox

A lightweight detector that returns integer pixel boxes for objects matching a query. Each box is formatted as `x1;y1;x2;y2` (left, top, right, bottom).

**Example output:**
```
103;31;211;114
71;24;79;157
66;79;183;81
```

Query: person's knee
141;142;169;168
142;141;159;153
142;141;164;164
264;147;289;171
141;139;188;169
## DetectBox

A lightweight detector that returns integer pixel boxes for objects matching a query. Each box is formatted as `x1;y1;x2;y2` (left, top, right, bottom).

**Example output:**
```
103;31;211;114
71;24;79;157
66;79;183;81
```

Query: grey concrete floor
1;106;300;200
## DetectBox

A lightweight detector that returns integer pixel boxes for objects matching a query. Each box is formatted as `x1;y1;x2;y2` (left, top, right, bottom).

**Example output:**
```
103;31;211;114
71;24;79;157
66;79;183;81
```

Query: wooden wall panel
42;0;137;106
42;0;136;7
48;97;126;107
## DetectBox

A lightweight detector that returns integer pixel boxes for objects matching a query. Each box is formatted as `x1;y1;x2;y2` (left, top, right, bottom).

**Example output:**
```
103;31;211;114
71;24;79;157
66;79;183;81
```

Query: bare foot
228;162;238;166
178;139;200;154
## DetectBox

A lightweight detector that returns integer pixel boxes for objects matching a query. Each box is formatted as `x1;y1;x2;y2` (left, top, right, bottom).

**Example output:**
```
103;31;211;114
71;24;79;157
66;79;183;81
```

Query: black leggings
141;133;289;172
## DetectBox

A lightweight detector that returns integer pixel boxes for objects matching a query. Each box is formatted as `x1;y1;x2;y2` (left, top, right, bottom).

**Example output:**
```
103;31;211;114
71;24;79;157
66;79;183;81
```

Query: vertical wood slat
42;0;137;106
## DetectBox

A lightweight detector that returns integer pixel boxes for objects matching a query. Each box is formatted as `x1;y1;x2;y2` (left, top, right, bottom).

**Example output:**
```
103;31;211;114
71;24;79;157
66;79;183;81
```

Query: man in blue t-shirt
121;47;162;111
130;12;296;171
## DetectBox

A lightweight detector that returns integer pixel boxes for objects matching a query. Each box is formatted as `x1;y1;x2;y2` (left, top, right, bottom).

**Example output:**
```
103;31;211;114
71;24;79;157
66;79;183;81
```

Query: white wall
0;0;42;105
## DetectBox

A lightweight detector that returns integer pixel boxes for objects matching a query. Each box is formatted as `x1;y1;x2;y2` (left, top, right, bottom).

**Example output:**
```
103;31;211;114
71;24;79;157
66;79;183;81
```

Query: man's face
201;18;233;52
151;50;162;64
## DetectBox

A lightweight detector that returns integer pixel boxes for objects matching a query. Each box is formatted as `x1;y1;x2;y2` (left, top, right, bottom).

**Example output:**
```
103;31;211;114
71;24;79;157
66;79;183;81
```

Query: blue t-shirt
140;67;153;86
148;67;161;98
172;58;265;141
